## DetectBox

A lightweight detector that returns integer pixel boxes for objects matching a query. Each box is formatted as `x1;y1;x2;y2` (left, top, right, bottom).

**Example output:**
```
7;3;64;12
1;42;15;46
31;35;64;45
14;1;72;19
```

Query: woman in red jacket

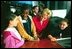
33;8;57;41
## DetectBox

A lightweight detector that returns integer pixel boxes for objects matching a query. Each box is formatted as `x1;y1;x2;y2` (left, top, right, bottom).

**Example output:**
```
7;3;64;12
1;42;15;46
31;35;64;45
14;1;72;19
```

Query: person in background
3;14;24;48
30;6;39;17
17;6;39;41
33;8;56;41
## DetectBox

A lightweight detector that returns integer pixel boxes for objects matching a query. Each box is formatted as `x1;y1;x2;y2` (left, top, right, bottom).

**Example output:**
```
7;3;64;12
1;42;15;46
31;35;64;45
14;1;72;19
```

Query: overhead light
10;7;16;13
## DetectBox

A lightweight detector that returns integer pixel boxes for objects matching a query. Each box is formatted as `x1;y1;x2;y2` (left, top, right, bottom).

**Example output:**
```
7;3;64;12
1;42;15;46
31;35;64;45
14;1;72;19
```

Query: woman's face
42;12;48;19
59;21;68;30
10;16;19;27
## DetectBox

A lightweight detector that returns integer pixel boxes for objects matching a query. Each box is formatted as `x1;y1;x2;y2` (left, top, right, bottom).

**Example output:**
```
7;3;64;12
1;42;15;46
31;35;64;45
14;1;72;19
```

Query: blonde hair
42;8;52;17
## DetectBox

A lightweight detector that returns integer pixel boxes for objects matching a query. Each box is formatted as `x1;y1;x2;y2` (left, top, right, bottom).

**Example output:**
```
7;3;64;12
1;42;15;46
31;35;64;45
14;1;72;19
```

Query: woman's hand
28;36;34;41
29;37;40;41
34;37;40;41
34;35;40;41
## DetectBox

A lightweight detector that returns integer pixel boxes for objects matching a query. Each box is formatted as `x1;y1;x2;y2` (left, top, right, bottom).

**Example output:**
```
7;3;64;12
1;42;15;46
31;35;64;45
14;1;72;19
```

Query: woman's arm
28;15;39;40
31;17;39;41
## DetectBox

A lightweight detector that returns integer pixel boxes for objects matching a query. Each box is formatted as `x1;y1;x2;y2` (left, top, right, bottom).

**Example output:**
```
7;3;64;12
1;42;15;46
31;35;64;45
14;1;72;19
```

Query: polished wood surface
21;39;63;48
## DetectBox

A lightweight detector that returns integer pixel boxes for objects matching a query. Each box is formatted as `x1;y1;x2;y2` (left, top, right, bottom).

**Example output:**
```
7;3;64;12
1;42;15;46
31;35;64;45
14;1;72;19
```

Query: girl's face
10;16;19;27
59;21;68;30
34;7;39;13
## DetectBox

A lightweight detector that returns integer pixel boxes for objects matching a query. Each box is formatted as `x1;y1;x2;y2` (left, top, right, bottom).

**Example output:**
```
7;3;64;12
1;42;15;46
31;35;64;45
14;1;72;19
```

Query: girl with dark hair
2;14;24;48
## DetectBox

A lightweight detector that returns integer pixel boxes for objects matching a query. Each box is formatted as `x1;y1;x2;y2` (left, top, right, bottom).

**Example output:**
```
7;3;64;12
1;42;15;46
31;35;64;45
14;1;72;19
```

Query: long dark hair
1;13;17;31
59;18;69;25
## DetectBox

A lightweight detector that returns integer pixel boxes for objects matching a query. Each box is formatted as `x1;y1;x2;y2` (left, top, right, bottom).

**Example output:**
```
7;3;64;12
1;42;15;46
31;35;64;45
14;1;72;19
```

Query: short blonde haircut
42;8;52;17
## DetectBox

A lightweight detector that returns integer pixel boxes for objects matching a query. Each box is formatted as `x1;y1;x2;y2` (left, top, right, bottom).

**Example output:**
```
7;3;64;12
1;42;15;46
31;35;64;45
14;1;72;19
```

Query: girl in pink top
2;14;24;48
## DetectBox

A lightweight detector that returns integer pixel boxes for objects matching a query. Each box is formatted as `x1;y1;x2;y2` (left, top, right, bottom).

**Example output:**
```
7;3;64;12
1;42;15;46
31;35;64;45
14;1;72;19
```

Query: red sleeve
3;31;20;41
3;31;11;39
